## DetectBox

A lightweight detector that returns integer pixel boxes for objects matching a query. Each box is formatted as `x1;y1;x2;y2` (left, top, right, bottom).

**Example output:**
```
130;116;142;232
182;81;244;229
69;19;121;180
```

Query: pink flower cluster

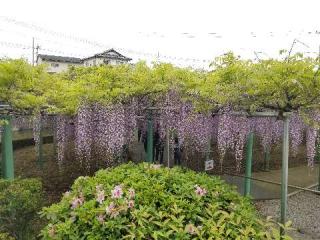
95;184;105;204
194;185;207;197
96;186;136;222
71;194;84;209
106;202;119;218
111;185;123;199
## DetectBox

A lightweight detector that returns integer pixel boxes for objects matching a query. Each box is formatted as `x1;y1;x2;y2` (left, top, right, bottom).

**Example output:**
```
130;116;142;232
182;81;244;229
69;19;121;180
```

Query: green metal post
280;116;290;236
244;132;254;196
146;112;153;163
165;128;170;167
1;116;14;179
206;136;211;161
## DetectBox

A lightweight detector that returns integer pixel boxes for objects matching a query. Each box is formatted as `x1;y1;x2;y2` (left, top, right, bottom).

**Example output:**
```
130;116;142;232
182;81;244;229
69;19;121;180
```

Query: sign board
205;160;214;171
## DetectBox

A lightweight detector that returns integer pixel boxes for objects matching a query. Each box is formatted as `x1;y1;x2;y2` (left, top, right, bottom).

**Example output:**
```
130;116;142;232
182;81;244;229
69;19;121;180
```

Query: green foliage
0;233;15;240
41;163;290;239
0;178;43;240
2;51;320;117
0;59;49;112
201;52;320;113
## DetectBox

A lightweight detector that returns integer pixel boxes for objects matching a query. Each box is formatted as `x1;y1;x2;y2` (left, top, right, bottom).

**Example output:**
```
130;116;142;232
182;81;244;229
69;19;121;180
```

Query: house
36;55;82;73
37;49;132;73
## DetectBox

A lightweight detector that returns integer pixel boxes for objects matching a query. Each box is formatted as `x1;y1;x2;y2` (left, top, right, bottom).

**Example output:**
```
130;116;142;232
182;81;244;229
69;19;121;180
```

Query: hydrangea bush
41;163;290;239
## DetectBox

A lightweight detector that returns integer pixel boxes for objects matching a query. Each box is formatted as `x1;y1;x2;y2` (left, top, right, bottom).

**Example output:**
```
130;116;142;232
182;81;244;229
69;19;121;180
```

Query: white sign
205;160;214;171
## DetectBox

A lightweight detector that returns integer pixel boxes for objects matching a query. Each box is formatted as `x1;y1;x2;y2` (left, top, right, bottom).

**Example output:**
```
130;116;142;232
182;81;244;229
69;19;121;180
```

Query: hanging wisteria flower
96;190;105;204
194;185;207;197
71;194;84;209
111;185;123;199
128;188;135;199
127;200;135;209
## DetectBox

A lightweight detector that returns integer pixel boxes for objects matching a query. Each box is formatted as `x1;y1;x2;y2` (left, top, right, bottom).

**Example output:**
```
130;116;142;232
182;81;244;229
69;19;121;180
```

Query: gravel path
255;191;320;240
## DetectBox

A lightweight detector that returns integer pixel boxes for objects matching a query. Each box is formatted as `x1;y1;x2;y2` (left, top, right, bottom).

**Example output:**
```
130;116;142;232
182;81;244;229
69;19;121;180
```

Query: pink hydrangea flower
194;185;207;197
128;200;135;209
111;185;123;199
128;188;135;199
96;190;105;204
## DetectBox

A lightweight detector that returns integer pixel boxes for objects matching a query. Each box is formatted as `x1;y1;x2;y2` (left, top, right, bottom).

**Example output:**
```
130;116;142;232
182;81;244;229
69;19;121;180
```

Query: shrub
0;233;15;240
0;178;42;240
41;163;290;239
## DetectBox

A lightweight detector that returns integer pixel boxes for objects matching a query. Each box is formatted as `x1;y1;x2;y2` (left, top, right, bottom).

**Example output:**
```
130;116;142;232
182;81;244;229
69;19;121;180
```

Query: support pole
165;128;170;167
146;111;153;163
280;115;290;236
206;136;211;161
1;116;14;179
244;132;254;196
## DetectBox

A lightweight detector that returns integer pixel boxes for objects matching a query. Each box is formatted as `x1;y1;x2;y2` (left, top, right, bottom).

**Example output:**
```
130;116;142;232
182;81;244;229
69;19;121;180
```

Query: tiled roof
83;48;132;61
38;49;131;64
37;54;82;64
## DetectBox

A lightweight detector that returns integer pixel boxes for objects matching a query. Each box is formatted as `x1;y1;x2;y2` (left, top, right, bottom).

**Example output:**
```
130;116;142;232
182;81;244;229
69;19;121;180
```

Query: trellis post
165;128;170;167
280;114;290;236
146;111;153;163
206;136;211;161
244;132;254;196
1;115;14;179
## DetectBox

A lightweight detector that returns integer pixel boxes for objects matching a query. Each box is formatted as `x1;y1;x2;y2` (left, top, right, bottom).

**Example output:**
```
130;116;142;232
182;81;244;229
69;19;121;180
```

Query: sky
1;0;320;68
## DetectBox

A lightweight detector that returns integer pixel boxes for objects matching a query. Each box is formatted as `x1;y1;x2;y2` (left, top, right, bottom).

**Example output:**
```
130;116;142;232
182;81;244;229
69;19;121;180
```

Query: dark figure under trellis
173;136;182;165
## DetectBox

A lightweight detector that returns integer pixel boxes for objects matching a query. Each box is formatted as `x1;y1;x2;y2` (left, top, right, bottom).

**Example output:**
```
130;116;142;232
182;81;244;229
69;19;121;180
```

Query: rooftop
37;49;131;64
37;54;82;64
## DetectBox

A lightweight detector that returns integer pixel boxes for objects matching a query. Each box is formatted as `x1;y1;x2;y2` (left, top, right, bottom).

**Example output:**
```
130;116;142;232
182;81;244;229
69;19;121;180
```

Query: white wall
83;57;127;67
38;58;82;73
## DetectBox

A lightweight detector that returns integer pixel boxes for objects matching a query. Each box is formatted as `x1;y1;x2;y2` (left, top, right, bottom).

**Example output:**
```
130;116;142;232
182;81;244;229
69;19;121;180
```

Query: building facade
37;49;131;73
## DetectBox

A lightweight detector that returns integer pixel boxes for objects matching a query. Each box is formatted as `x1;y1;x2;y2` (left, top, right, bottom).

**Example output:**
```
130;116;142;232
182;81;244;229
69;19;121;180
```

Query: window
50;63;59;68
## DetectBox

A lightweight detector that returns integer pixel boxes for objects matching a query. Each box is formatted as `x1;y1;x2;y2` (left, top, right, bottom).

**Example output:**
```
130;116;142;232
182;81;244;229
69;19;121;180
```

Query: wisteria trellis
25;92;320;171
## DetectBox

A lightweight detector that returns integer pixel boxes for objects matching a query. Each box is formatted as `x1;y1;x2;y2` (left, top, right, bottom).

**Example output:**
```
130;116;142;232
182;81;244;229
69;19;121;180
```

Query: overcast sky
1;0;320;68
